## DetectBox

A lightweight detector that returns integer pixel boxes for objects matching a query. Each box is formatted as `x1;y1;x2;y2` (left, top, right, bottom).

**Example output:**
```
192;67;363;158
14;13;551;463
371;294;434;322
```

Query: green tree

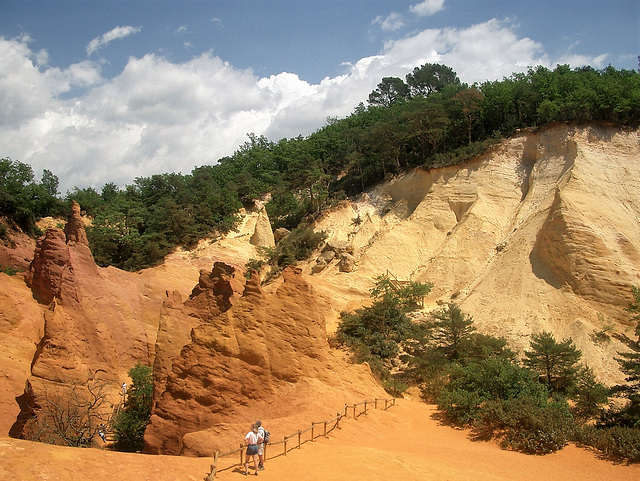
569;366;610;421
437;356;548;425
368;77;410;107
337;276;432;365
453;88;484;145
428;302;475;360
405;63;460;97
113;363;153;452
369;274;432;312
523;331;582;394
0;158;38;234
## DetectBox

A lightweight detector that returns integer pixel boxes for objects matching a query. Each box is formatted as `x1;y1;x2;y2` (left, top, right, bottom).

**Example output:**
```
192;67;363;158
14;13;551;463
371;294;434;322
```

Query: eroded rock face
11;202;155;437
64;201;89;246
531;189;640;305
151;263;247;408
250;208;275;247
26;201;96;305
144;266;383;456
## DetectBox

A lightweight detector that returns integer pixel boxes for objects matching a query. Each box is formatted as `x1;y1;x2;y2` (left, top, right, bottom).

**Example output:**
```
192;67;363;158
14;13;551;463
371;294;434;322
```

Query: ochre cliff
145;266;383;456
308;123;640;382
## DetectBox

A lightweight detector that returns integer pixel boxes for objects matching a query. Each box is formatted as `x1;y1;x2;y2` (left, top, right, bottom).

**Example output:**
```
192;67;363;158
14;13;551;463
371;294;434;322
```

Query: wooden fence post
323;420;327;437
336;413;341;429
240;444;244;466
297;430;301;449
284;437;288;456
209;451;219;479
311;423;315;441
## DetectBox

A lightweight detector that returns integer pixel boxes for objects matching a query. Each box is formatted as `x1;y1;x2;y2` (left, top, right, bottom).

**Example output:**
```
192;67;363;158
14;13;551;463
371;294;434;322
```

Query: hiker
121;382;127;395
255;420;270;470
98;424;106;442
244;423;263;476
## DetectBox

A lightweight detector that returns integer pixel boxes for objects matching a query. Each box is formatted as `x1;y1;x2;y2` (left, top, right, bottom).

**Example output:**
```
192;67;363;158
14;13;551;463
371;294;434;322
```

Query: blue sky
1;0;638;193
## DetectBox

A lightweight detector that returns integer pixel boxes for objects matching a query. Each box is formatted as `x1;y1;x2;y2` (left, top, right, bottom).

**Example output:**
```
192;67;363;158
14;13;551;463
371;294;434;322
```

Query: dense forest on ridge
1;63;639;271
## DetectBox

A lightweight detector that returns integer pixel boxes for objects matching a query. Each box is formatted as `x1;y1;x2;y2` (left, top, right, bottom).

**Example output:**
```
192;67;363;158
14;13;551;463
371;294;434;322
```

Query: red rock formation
11;202;154;437
151;262;246;408
144;266;384;456
63;201;89;246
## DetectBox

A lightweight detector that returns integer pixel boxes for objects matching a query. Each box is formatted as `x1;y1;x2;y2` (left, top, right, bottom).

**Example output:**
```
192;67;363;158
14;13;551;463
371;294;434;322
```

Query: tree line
1;63;639;271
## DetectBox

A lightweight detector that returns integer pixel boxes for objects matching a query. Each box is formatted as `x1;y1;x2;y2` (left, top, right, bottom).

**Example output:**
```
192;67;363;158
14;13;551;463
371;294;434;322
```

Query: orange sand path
1;399;638;481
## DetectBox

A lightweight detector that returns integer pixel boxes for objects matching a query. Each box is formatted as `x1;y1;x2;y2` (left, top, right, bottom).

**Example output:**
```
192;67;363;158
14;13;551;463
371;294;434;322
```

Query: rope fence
205;397;396;480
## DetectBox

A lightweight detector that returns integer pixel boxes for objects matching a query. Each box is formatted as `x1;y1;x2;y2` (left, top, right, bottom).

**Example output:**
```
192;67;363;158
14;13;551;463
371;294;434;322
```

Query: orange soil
2;398;638;481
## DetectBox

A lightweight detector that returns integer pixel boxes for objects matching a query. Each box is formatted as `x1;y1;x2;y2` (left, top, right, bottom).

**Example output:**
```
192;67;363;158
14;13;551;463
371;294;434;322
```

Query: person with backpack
255;420;270;470
244;423;263;476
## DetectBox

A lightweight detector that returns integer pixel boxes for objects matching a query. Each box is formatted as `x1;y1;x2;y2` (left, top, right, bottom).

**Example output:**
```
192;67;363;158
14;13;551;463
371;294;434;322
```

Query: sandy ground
2;398;638;481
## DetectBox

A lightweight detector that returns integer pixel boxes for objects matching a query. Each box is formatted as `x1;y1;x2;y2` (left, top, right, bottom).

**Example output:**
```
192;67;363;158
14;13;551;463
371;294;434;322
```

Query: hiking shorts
246;444;258;456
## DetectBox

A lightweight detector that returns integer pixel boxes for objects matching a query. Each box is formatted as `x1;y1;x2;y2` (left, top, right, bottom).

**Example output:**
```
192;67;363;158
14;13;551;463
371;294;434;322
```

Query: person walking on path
255;420;269;470
244;424;263;476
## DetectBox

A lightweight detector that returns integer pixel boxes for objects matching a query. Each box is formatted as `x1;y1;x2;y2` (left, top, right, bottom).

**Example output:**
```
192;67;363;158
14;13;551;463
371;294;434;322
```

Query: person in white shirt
255;420;267;470
243;424;263;476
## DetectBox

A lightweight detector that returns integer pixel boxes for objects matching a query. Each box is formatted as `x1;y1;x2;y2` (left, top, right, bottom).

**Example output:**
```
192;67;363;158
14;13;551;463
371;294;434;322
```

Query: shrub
0;264;20;276
273;224;326;268
113;363;153;452
381;378;409;397
438;387;486;425
479;397;575;454
22;379;111;447
577;425;640;463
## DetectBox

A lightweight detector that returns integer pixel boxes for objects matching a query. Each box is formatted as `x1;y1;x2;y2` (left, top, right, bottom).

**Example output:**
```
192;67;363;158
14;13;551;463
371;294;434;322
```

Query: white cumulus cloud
410;0;445;17
373;12;405;32
86;26;142;56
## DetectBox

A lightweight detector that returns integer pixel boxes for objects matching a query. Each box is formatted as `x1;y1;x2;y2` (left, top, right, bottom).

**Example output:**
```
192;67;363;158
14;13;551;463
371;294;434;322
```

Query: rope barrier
204;397;395;480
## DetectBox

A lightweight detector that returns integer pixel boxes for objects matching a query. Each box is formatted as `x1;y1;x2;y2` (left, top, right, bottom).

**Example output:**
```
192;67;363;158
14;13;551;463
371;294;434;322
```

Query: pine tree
523;331;582;394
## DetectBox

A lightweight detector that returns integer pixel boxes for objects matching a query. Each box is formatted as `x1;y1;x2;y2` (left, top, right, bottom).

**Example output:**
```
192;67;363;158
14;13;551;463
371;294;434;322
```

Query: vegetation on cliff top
1;63;639;270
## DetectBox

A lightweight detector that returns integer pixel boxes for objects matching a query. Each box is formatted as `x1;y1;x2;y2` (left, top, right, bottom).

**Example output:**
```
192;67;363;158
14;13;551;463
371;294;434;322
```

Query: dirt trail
212;398;639;481
4;398;634;481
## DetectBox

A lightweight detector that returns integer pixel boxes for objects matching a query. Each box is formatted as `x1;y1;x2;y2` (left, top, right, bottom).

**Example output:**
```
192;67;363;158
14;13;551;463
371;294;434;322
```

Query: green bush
436;357;548;424
477;397;575;454
0;264;20;276
113;363;153;452
381;378;409;397
577;425;640;463
438;387;486;424
272;224;326;268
